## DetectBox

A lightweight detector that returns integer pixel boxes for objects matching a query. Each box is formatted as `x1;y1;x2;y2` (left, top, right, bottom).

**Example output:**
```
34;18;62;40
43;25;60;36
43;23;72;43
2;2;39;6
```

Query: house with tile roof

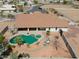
15;12;69;32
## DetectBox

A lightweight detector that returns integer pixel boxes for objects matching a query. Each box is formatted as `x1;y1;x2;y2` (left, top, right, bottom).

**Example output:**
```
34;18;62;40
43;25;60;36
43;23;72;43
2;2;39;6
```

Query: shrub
33;0;38;4
0;34;5;44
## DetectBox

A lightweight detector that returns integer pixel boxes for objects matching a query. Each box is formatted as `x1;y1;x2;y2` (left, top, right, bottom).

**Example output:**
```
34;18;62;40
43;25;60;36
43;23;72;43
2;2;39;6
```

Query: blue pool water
10;34;41;44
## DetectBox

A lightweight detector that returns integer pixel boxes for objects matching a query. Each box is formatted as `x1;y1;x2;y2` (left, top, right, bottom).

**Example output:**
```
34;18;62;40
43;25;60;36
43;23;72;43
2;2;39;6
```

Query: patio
4;30;71;58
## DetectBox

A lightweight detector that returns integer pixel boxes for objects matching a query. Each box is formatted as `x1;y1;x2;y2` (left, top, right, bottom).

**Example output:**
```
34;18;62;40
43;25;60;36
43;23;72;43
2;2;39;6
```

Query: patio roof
15;12;69;28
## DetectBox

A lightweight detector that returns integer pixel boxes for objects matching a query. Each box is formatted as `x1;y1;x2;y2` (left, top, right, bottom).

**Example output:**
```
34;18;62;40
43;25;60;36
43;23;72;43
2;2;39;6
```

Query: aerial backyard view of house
0;0;79;59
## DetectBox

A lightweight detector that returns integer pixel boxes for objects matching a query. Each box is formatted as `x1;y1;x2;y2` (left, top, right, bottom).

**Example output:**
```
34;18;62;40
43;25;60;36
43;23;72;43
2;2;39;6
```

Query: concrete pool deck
0;15;71;58
10;32;71;58
1;29;72;58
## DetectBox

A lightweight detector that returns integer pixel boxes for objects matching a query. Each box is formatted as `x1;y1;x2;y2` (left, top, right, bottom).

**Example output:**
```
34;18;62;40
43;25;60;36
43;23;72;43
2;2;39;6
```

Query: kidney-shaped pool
9;34;41;45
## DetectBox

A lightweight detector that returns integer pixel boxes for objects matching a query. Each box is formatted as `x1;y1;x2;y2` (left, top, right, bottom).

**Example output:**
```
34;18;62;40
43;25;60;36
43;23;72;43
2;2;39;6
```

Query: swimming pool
9;34;41;45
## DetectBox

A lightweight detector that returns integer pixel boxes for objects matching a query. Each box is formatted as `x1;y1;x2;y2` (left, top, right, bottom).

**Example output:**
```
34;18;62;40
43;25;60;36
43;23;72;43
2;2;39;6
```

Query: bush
0;34;5;44
46;30;50;36
24;2;27;6
8;14;15;19
50;1;53;3
63;0;68;4
19;9;23;12
33;0;38;4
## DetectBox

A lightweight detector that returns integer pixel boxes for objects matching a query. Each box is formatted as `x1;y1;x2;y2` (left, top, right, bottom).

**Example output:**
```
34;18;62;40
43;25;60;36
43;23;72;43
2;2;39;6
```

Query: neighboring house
0;4;16;16
72;0;79;8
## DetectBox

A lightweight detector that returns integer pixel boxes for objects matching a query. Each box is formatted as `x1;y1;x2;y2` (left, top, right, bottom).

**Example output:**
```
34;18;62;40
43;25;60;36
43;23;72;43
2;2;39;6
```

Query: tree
46;30;50;36
50;1;53;3
15;36;23;45
8;14;15;19
0;34;5;51
63;0;67;4
33;0;38;4
0;34;5;44
1;11;3;17
24;2;27;6
54;10;58;14
13;0;18;5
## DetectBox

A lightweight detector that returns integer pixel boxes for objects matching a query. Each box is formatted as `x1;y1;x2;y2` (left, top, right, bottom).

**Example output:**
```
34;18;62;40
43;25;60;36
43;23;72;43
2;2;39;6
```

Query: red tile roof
15;12;69;28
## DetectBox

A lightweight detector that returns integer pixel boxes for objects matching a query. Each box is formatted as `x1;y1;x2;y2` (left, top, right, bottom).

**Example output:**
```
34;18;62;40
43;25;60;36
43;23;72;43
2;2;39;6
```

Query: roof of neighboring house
15;12;69;28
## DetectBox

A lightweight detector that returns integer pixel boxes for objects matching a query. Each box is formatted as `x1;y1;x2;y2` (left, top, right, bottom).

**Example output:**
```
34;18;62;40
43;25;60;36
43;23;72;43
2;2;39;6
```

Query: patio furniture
46;38;50;44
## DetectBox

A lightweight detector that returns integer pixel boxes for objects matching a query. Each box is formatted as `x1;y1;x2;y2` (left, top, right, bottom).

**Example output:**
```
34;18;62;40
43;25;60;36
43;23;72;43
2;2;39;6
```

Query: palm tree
15;36;23;46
